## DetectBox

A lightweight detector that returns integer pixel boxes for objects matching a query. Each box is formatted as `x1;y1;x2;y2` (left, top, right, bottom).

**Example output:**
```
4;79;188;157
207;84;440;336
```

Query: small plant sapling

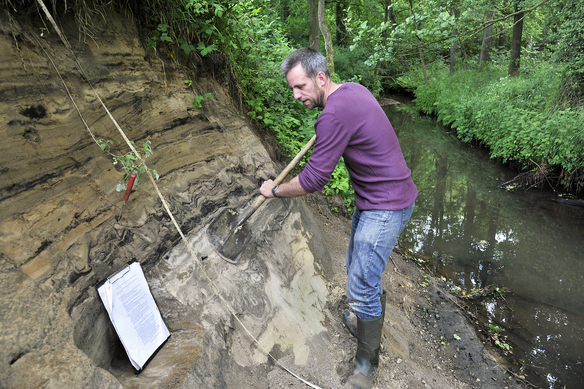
97;139;159;192
193;93;214;108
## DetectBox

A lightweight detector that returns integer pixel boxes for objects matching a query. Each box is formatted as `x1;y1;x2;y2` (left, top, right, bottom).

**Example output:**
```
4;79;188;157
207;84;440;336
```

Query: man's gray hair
280;48;330;79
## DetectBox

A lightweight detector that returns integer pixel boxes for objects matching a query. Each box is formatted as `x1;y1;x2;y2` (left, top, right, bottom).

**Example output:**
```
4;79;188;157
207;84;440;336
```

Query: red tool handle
123;173;137;203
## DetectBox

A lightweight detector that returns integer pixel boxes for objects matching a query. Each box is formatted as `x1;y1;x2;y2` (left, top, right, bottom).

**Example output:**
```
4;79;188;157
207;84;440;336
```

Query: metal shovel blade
206;134;316;264
206;208;253;264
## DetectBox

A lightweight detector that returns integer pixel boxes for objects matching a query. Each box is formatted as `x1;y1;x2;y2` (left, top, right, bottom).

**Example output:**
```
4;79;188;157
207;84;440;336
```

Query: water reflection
386;103;584;388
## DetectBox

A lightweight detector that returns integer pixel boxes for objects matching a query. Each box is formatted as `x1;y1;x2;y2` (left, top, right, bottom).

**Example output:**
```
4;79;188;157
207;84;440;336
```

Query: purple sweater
298;83;417;210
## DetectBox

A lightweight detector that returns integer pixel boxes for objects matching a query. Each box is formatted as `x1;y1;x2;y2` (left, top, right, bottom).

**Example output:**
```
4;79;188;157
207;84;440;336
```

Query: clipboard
96;261;170;371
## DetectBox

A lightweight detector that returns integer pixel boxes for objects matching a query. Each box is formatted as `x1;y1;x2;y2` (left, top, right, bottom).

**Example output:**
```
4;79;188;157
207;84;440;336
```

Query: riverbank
298;192;529;389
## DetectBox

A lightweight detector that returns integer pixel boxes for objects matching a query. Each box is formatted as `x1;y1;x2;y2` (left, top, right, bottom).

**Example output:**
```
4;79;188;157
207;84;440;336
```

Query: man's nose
293;90;302;100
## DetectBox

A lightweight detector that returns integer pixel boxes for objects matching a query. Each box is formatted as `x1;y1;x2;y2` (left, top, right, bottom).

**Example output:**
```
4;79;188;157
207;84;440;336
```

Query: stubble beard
305;88;325;110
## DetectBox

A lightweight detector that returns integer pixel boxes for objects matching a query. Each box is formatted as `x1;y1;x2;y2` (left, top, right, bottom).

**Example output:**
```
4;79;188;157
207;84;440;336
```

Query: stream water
386;101;584;388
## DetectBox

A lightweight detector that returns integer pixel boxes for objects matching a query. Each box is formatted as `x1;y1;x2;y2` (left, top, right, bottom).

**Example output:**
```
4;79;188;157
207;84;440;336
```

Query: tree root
497;160;551;191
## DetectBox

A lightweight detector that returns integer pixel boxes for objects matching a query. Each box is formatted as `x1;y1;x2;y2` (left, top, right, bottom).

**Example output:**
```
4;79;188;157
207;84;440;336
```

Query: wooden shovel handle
248;134;317;212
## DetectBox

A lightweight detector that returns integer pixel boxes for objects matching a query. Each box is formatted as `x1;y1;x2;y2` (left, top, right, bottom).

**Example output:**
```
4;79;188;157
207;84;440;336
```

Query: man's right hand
260;179;277;198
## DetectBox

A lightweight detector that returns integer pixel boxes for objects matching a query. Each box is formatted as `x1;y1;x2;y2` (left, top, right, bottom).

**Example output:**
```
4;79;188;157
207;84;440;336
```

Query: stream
386;100;584;388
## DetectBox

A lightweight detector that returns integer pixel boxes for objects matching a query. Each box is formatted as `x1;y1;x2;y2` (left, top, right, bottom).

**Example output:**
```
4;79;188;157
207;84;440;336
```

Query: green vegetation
394;0;584;193
488;324;513;353
142;0;225;57
403;61;584;192
32;0;584;209
226;1;320;158
220;0;584;203
97;140;159;192
192;92;214;109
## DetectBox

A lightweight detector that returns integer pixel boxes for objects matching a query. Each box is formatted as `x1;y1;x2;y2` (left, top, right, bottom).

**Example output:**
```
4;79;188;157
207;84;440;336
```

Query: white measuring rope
35;1;323;387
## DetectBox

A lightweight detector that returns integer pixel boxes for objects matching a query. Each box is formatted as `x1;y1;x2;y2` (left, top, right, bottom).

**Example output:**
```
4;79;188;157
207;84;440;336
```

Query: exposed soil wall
0;8;292;387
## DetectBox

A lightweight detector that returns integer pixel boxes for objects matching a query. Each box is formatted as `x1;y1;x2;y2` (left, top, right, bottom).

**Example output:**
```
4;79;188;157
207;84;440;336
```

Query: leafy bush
400;61;584;192
226;2;318;156
335;46;380;96
278;0;310;47
143;0;226;57
549;0;584;98
140;0;375;213
223;1;357;211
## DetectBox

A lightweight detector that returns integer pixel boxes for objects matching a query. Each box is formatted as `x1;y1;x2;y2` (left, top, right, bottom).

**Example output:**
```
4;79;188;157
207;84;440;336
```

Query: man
259;48;417;388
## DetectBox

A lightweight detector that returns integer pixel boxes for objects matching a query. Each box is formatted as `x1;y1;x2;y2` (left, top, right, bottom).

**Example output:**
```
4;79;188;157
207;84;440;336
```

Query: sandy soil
293;192;528;389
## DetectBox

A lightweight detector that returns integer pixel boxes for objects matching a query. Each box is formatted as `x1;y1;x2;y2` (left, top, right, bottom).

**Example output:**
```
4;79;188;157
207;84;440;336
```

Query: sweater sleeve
298;109;352;193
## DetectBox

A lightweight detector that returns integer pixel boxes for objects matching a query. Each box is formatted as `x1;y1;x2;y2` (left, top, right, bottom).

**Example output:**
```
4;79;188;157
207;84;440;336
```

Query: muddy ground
287;192;529;389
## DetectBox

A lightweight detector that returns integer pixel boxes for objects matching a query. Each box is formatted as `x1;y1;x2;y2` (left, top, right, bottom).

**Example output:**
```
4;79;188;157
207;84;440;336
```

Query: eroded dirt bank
0;8;526;389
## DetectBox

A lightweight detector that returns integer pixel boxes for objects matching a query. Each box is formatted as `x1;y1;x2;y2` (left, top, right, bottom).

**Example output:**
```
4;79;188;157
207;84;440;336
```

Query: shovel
207;135;317;263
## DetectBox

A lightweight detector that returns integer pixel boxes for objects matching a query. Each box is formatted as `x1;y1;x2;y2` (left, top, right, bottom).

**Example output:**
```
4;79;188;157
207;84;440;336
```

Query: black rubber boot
346;313;384;389
379;289;387;323
342;310;358;337
343;290;386;338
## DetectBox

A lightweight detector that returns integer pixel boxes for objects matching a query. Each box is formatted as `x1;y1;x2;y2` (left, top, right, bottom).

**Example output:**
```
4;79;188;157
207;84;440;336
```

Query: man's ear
316;71;327;87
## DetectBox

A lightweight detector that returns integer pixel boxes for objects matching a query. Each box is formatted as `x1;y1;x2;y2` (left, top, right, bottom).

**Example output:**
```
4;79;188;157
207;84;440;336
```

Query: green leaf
180;42;196;54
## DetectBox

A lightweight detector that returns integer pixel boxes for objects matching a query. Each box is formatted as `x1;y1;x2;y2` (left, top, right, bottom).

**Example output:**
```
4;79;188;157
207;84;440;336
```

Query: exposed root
497;160;551;191
559;168;584;193
499;160;584;195
8;12;27;71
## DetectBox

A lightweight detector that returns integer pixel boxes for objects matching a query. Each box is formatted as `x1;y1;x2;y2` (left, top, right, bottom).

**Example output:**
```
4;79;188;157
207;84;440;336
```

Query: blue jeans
346;203;414;320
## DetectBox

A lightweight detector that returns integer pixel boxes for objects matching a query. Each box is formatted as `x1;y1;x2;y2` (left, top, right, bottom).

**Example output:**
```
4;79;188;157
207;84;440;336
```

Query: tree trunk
508;3;524;77
383;0;397;42
409;0;429;86
449;6;460;74
458;35;470;69
336;0;348;46
388;0;397;28
376;0;393;77
319;0;334;74
478;10;496;70
309;0;320;51
450;30;458;74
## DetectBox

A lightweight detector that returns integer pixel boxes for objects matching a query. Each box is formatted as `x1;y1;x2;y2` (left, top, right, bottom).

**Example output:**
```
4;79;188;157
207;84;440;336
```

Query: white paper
97;262;170;370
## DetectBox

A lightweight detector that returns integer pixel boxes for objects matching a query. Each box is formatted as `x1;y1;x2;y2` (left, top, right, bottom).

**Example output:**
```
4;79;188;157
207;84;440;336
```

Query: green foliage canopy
137;0;584;203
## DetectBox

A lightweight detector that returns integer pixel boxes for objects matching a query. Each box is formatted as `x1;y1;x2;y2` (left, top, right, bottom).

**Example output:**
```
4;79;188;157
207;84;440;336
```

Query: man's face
286;63;325;110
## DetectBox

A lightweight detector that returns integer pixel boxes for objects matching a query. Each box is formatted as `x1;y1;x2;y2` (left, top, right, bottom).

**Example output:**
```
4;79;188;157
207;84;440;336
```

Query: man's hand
259;176;307;199
260;179;276;198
